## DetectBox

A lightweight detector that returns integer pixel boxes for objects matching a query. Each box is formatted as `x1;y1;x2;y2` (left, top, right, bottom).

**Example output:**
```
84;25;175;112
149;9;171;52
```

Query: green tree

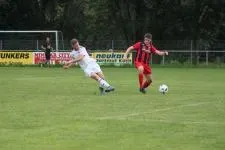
0;0;224;49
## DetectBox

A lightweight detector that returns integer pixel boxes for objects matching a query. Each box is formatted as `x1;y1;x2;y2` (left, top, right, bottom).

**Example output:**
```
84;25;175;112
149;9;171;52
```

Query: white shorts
83;62;102;77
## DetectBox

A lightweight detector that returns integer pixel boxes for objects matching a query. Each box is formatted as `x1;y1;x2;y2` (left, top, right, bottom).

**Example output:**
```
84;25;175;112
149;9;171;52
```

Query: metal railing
152;50;225;65
0;39;225;51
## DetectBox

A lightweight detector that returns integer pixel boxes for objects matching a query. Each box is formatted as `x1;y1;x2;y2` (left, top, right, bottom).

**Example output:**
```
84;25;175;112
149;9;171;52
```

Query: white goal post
0;30;63;51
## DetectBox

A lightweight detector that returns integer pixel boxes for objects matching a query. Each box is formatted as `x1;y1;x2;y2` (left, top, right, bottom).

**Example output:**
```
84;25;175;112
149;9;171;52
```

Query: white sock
98;78;110;88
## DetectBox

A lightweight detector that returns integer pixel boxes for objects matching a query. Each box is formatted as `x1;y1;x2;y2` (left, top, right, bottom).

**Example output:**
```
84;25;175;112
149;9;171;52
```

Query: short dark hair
71;38;78;45
144;33;152;39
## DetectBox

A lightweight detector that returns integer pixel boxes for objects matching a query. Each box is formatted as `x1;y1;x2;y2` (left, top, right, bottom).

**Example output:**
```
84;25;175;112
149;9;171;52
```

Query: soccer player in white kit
63;39;115;94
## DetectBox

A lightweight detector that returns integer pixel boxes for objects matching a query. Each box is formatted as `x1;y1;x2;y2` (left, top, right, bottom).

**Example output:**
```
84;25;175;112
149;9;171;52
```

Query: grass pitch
0;67;225;150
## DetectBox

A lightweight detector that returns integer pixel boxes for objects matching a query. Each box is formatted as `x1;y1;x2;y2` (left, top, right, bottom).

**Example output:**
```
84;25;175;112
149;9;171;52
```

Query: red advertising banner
34;52;72;64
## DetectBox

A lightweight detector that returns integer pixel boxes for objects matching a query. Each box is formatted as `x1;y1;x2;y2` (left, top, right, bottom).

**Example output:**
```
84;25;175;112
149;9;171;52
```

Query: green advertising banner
92;52;132;66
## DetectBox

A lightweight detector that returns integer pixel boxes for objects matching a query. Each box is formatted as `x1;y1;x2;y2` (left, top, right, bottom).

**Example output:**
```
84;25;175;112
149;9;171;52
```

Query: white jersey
70;46;95;69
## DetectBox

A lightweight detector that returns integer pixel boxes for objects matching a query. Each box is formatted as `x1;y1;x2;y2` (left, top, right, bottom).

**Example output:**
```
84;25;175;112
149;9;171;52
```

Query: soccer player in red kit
124;33;168;94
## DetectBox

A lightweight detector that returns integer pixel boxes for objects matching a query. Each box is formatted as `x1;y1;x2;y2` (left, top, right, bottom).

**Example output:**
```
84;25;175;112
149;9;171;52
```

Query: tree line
0;0;224;49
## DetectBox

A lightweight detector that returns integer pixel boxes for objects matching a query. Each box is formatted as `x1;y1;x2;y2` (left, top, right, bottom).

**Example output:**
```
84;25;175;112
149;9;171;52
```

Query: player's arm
63;55;84;69
63;62;74;69
155;50;168;56
41;45;46;50
124;46;134;59
152;45;168;56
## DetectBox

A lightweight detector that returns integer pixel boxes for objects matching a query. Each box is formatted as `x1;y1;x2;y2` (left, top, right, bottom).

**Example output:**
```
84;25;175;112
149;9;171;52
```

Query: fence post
162;55;165;65
111;40;114;50
197;51;199;65
206;51;208;66
190;40;193;64
0;40;2;49
36;40;39;51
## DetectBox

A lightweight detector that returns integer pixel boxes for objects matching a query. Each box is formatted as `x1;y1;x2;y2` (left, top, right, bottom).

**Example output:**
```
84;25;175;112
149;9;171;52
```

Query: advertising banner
0;51;33;64
0;51;133;65
34;52;72;64
92;52;132;65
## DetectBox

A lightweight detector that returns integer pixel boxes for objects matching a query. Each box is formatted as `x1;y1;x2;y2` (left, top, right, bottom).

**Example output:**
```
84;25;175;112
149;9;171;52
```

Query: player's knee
90;73;97;79
137;67;144;74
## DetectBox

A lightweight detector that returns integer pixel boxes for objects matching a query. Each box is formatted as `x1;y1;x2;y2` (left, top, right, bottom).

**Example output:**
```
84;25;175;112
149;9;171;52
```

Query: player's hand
123;55;128;60
164;51;168;56
123;55;129;63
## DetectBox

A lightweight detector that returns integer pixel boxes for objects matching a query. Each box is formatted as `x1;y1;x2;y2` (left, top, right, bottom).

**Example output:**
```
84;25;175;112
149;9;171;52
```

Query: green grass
0;67;225;150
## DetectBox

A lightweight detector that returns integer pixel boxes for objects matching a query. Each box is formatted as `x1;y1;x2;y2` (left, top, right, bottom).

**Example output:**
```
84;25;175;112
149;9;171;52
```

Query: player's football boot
105;86;115;93
139;88;146;94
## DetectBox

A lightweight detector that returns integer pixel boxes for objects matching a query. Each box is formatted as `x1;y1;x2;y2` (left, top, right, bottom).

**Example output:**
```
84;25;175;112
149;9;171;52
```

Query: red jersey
133;42;158;64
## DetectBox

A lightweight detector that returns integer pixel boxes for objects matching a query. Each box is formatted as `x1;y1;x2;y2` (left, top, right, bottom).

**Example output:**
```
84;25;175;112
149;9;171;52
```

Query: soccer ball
159;84;168;94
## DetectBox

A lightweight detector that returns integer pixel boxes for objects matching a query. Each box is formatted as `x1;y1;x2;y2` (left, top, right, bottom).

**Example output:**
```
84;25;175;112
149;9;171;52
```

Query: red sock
142;81;152;89
139;73;144;88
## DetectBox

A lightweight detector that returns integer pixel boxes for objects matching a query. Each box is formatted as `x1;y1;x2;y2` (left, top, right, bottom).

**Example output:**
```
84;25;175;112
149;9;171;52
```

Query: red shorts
135;62;152;74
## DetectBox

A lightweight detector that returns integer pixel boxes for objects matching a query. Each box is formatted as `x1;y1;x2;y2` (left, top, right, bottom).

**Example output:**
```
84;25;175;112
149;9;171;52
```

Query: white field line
123;119;225;126
97;102;211;120
72;101;225;126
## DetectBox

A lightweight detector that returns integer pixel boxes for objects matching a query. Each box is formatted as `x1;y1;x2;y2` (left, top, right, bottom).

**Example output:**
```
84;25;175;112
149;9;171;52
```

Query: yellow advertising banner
92;52;133;65
0;51;33;64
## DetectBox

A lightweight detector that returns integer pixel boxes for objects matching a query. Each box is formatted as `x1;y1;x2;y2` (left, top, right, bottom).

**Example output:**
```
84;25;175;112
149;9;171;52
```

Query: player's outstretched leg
90;73;114;94
95;72;105;94
137;66;145;94
96;72;115;93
